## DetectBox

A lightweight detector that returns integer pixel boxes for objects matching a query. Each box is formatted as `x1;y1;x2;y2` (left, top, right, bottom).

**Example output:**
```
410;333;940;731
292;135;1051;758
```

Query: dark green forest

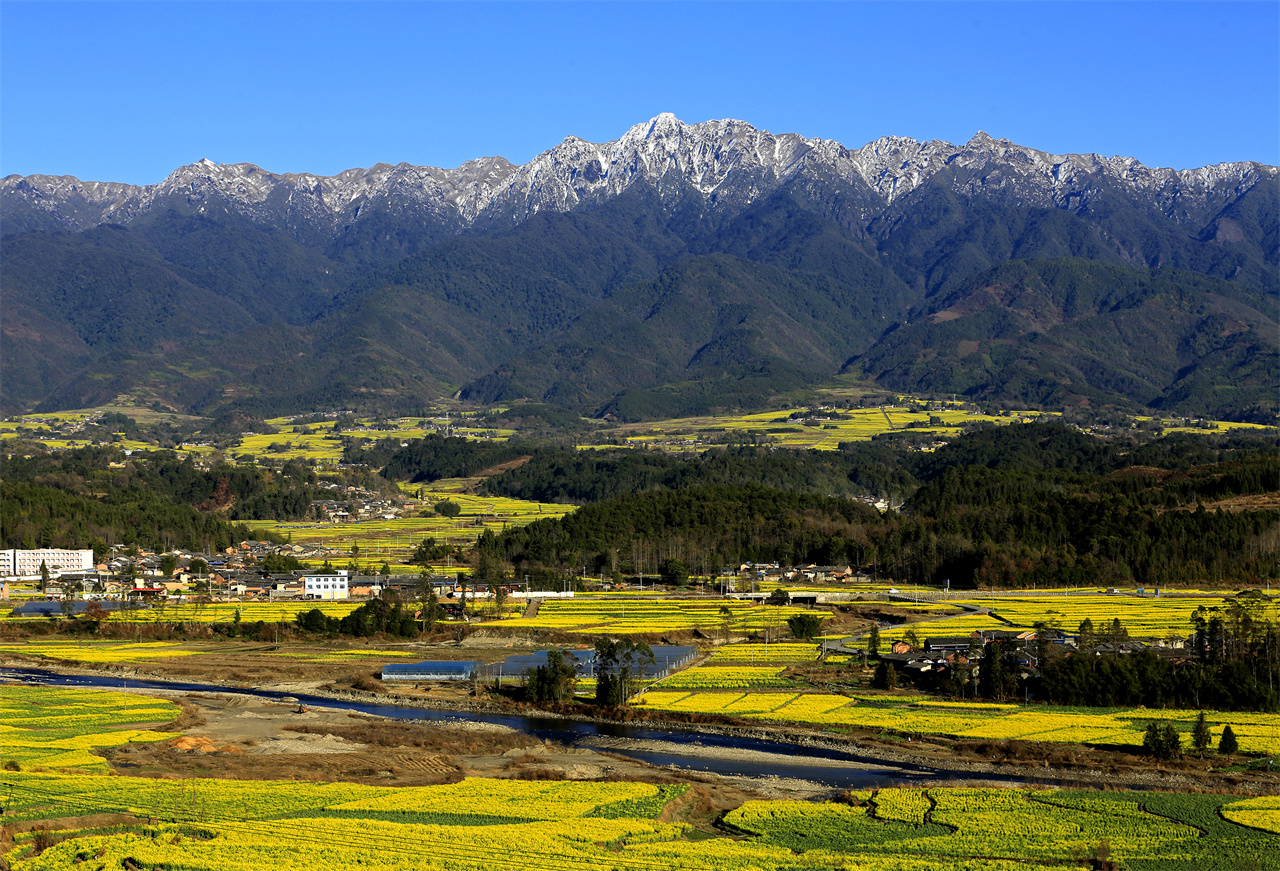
465;424;1279;588
0;447;327;555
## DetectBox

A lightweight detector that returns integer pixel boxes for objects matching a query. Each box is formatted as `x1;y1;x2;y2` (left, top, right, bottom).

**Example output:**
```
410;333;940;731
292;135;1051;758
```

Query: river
1;666;1021;790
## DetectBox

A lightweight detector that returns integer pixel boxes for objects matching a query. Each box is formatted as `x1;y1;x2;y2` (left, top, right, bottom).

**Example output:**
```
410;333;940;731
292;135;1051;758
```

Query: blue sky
3;1;1276;184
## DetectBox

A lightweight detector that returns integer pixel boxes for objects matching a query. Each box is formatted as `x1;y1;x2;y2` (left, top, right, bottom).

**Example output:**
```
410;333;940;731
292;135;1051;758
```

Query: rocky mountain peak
3;115;1275;235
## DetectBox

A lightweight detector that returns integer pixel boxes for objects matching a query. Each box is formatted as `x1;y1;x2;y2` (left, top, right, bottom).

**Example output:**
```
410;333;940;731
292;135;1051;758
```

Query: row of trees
520;640;657;706
1143;715;1239;759
295;598;418;638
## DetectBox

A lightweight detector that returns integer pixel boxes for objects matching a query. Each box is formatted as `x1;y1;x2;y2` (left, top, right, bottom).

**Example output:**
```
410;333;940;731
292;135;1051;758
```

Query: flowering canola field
0;640;201;663
0;686;178;772
964;594;1276;638
2;688;1275;871
633;691;1280;755
505;597;813;635
97;600;363;624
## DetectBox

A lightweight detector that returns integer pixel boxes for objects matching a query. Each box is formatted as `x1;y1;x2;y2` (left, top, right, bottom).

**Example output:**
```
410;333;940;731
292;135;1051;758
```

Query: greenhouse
381;661;481;681
492;646;697;680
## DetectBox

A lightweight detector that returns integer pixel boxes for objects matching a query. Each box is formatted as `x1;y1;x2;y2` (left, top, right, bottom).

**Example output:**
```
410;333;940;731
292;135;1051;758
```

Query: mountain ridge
5;114;1273;237
2;115;1276;422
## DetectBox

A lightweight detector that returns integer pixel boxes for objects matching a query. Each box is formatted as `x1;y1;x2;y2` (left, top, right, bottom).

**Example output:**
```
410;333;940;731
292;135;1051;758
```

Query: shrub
786;613;824;640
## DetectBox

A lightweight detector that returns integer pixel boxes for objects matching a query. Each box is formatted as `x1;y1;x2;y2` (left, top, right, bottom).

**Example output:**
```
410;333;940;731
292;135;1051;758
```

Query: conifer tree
1218;725;1238;756
1191;711;1211;756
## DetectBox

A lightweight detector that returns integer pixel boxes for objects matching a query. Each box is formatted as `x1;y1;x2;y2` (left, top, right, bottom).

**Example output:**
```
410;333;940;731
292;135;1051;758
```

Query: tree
490;582;509;617
594;638;654;706
84;600;110;625
978;640;1011;700
435;500;461;518
526;649;578;702
659;558;689;586
872;659;897;690
188;558;209;576
1143;722;1182;759
720;605;734;643
39;560;50;592
786;613;824;640
297;608;330;634
902;628;921;651
765;587;791;606
1104;617;1129;645
159;554;178;578
261;553;303;573
1077;618;1096;653
379;562;392;577
457;573;470;617
1218;725;1238;756
1191;711;1212;757
420;584;443;633
412;537;448;565
868;624;881;657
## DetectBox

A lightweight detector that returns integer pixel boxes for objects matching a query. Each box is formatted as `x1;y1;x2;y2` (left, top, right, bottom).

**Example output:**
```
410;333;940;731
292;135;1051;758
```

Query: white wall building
303;572;349;600
0;549;94;577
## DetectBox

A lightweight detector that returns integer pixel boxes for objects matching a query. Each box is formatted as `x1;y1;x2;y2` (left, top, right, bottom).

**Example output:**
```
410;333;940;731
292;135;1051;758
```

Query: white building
0;549;94;577
303;571;349;600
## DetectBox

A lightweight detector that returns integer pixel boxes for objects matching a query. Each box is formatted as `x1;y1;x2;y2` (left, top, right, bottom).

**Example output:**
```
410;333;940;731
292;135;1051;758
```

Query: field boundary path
523;599;542;619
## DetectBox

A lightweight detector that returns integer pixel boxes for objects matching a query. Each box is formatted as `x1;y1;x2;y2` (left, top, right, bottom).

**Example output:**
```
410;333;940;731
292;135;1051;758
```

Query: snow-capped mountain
4;114;1272;235
3;114;1275;423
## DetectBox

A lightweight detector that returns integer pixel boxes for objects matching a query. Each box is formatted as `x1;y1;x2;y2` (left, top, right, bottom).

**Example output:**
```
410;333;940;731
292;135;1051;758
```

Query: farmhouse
303;571;350;600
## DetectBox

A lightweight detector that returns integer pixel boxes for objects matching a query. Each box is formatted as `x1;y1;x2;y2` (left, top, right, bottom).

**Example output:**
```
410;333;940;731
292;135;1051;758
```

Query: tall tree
1191;711;1212;757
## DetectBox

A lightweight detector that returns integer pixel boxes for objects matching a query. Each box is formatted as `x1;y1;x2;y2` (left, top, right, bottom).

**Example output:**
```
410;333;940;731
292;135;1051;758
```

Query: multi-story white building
302;572;350;600
0;549;94;577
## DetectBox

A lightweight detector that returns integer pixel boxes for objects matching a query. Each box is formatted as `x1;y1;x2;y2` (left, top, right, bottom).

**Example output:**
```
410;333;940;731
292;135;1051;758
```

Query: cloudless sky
2;1;1276;184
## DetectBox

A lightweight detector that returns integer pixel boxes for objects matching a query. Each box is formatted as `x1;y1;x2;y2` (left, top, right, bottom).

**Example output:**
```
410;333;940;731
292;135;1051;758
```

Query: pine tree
1218;725;1238;756
867;624;881;657
1143;721;1160;756
1077;617;1096;652
1191;711;1211;756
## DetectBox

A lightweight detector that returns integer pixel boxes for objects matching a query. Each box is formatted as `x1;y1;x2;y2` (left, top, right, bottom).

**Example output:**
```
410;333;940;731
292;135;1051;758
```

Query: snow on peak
4;117;1273;233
